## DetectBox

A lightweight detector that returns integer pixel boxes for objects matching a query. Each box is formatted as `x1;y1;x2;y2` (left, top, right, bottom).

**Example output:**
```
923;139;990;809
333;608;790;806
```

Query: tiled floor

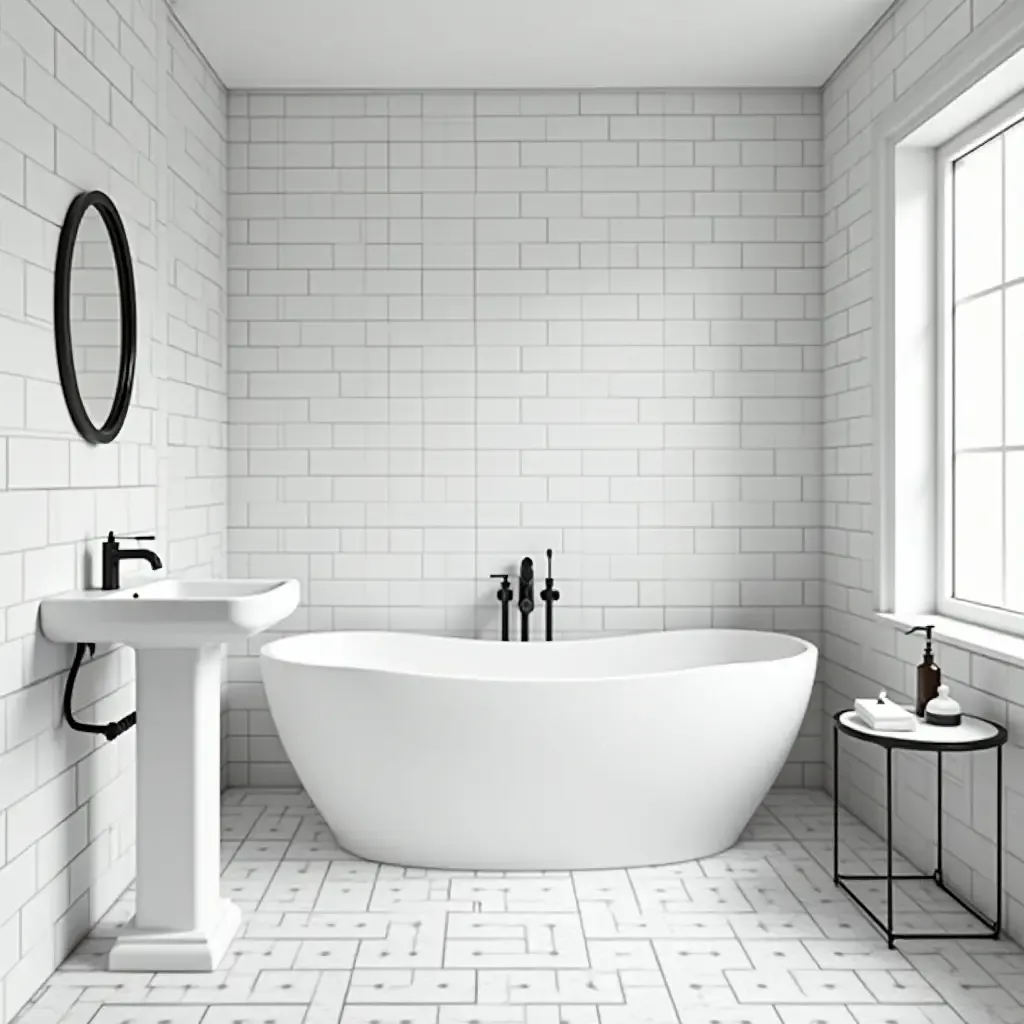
15;788;1024;1024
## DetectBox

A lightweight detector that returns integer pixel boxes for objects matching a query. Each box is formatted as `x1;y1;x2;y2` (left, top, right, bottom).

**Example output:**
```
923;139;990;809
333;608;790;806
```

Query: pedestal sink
41;578;300;971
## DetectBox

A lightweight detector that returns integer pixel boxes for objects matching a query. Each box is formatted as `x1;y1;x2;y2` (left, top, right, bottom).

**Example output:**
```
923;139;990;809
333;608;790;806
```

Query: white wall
166;18;229;583
820;0;1024;939
0;1;226;1020
225;88;826;787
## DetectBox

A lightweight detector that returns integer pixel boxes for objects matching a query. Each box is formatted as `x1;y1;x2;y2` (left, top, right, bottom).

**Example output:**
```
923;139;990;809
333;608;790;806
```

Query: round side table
833;708;1007;948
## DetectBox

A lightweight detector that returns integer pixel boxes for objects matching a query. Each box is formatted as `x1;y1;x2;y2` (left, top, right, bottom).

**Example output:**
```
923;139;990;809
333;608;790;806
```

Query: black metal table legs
832;720;1002;948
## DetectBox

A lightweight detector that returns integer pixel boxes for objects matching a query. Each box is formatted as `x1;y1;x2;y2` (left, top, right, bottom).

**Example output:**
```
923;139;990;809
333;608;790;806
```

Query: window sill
876;611;1024;670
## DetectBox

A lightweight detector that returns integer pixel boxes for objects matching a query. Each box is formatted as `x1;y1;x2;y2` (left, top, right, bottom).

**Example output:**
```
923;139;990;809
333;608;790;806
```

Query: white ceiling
172;0;894;92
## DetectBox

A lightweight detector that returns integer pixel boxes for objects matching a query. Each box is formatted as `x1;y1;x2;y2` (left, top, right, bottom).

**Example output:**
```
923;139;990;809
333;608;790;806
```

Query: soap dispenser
905;625;941;717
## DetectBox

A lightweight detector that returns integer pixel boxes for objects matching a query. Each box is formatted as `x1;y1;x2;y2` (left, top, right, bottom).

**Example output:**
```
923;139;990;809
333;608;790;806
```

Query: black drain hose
63;643;137;742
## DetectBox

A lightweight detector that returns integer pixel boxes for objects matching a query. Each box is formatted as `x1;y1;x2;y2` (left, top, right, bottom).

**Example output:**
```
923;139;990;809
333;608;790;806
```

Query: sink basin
40;578;300;648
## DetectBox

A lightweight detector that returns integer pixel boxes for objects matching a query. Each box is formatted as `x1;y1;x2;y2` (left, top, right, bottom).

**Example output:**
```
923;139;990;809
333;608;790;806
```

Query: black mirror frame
54;190;137;445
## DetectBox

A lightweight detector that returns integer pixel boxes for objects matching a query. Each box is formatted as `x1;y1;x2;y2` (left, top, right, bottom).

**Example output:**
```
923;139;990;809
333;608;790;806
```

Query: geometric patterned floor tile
11;788;1022;1024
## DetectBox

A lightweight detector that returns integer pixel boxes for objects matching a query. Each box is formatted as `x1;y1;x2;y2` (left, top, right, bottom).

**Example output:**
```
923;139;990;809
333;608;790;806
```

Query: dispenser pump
905;624;941;717
907;624;935;660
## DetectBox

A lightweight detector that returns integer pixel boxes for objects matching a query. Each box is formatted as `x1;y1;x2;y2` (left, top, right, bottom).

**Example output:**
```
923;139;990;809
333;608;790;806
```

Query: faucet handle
109;533;156;541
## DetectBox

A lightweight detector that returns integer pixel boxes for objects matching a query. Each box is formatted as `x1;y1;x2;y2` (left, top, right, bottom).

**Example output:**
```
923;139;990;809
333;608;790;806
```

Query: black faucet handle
540;564;561;600
489;573;511;581
108;533;156;542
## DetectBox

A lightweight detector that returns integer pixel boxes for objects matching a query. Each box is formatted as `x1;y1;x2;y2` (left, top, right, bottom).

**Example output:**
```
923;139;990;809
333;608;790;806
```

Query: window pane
1008;283;1024;447
954;136;1003;301
954;451;1004;607
1008;452;1024;613
954;291;1003;450
1006;120;1024;282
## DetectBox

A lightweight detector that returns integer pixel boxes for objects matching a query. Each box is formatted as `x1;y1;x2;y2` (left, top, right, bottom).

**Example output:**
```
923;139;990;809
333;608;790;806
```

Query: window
937;97;1024;635
874;4;1024;650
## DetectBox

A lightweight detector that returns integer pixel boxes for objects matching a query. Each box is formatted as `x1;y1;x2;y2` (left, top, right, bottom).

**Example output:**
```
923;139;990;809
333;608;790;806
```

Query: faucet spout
121;549;163;571
518;556;535;641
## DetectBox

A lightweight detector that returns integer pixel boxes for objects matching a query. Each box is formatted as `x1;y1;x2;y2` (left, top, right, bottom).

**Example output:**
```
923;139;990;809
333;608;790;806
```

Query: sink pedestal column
109;644;239;971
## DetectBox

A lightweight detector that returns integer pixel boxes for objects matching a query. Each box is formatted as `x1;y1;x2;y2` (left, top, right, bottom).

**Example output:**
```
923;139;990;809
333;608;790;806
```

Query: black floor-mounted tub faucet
518;556;534;642
540;548;560;642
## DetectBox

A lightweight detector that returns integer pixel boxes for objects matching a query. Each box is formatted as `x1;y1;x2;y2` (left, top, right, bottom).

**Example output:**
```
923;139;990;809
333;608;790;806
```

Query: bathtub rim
260;627;818;686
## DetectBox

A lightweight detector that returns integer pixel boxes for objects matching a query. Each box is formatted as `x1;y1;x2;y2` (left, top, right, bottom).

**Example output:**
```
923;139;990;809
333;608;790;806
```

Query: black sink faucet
518;556;535;642
102;532;163;590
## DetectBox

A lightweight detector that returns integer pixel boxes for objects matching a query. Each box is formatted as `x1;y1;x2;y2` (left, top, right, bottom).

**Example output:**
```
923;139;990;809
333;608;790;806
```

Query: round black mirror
54;191;137;445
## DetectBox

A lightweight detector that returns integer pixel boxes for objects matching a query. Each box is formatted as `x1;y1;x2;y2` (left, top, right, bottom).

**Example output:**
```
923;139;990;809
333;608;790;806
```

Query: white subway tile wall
820;0;1024;940
225;89;826;789
0;3;227;1022
166;28;228;584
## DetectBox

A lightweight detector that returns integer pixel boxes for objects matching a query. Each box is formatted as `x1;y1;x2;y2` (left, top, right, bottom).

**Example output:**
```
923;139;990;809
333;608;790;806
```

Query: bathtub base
330;834;747;872
327;815;747;872
108;899;241;972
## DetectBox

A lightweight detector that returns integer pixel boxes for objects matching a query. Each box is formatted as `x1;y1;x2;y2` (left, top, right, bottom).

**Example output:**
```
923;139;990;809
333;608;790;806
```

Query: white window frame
873;0;1024;653
935;93;1024;637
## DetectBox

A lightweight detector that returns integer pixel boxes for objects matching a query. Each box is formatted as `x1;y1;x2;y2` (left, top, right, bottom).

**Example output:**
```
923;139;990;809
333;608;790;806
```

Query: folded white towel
854;691;917;732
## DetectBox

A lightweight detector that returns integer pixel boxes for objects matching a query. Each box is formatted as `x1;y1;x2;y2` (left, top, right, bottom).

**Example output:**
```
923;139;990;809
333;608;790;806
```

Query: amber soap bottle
906;625;941;717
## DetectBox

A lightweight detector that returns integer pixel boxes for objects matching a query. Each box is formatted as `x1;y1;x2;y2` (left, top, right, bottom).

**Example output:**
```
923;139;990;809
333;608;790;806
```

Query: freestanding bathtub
260;629;817;871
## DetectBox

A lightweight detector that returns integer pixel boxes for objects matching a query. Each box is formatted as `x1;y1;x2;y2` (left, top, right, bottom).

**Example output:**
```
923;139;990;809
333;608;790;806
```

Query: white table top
839;709;1002;747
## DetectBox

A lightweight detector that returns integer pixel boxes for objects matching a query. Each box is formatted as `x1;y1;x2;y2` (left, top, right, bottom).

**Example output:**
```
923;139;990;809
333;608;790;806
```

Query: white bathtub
260;628;818;871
